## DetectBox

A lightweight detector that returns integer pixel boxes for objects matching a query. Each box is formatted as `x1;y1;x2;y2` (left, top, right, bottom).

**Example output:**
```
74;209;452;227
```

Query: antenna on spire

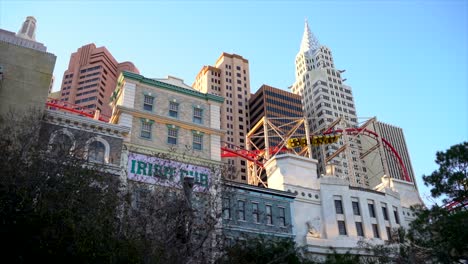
300;18;320;53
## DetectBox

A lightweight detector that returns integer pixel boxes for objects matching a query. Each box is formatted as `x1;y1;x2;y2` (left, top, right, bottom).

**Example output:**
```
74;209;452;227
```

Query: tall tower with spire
291;20;369;187
16;16;37;41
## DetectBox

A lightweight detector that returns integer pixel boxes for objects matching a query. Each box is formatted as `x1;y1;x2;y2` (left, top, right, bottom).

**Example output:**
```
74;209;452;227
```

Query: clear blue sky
1;0;467;205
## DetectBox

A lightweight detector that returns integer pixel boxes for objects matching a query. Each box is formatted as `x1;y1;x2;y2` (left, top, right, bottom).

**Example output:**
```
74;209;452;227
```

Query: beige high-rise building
363;121;417;188
193;53;251;183
291;20;369;187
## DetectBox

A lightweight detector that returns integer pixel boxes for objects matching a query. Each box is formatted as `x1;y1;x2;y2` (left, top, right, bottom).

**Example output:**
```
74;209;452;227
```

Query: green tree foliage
422;142;468;205
406;142;468;263
407;205;468;263
323;250;360;264
0;111;223;263
217;236;315;264
347;142;468;264
0;111;142;263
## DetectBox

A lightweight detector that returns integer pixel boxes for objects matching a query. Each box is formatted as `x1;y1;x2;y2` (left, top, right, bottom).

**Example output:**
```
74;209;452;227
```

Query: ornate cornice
45;109;130;138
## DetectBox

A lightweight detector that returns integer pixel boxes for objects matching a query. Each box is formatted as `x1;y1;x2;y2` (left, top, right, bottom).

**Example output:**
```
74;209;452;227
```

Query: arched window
88;141;105;163
85;137;110;164
48;128;75;156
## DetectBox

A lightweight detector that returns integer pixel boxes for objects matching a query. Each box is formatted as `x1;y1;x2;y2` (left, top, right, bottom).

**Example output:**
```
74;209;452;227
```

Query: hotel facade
193;53;251;183
109;71;226;198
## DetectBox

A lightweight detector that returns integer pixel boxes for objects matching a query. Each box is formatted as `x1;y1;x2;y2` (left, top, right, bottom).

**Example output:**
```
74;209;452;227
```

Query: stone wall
0;41;56;114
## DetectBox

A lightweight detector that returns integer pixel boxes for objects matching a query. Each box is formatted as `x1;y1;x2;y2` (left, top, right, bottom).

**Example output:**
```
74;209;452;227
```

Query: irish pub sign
127;152;211;190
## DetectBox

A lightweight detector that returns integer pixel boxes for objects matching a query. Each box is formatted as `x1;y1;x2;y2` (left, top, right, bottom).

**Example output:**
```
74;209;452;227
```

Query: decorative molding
116;105;224;136
45;109;130;138
122;71;224;103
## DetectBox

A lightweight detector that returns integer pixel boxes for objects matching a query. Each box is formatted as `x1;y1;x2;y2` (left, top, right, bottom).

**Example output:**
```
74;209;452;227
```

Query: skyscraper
291;20;369;187
363;121;417;188
58;43;139;118
193;53;251;183
249;84;304;149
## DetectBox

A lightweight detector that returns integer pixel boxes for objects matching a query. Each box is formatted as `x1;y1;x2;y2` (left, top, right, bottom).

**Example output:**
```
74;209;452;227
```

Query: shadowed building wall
0;16;56;114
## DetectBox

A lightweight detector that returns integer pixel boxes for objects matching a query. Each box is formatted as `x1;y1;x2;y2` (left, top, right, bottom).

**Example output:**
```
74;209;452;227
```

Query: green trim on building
140;118;155;124
122;71;224;103
192;130;205;135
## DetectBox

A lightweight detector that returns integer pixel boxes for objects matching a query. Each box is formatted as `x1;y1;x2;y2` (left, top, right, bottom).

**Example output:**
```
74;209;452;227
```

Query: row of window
78;77;99;85
337;220;393;240
334;198;400;238
49;129;109;164
140;121;204;151
79;71;101;79
75;96;97;104
76;89;97;97
222;198;286;227
80;65;101;74
76;83;98;91
143;95;204;124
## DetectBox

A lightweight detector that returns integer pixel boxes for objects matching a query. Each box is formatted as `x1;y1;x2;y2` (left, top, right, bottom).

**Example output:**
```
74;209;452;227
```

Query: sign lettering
286;134;341;149
127;152;211;190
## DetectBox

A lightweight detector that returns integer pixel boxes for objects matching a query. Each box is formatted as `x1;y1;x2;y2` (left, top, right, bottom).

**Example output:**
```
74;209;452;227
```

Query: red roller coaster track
46;98;110;122
221;128;412;183
323;128;411;182
220;143;288;167
46;100;410;183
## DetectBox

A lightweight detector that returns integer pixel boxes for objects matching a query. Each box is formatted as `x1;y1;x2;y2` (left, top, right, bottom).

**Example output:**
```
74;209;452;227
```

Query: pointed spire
300;19;320;53
16;16;37;41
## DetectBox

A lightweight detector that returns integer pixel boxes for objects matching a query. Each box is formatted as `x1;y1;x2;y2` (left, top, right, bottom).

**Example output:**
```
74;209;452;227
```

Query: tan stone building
0;16;56;114
193;53;251;182
110;71;224;168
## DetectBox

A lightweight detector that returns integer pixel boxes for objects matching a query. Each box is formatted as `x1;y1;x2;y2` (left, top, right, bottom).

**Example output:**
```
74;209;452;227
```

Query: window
382;205;389;220
356;222;364;237
352;201;361;215
223;198;230;219
88;140;105;163
193;133;203;151
193;107;203;124
49;130;74;157
368;203;376;218
266;205;273;225
279;207;286;227
238;200;245;221
337;221;347;235
169;101;179;118
141;121;152;139
167;127;178;145
386;226;392;241
334;199;343;214
252;203;259;223
372;224;380;238
143;95;154;111
393;207;400;224
134;188;150;210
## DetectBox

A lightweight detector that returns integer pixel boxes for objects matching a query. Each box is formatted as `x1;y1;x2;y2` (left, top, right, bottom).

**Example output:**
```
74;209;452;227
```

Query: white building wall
265;154;319;190
210;104;221;130
118;113;133;128
210;135;221;161
264;155;419;256
121;81;136;108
